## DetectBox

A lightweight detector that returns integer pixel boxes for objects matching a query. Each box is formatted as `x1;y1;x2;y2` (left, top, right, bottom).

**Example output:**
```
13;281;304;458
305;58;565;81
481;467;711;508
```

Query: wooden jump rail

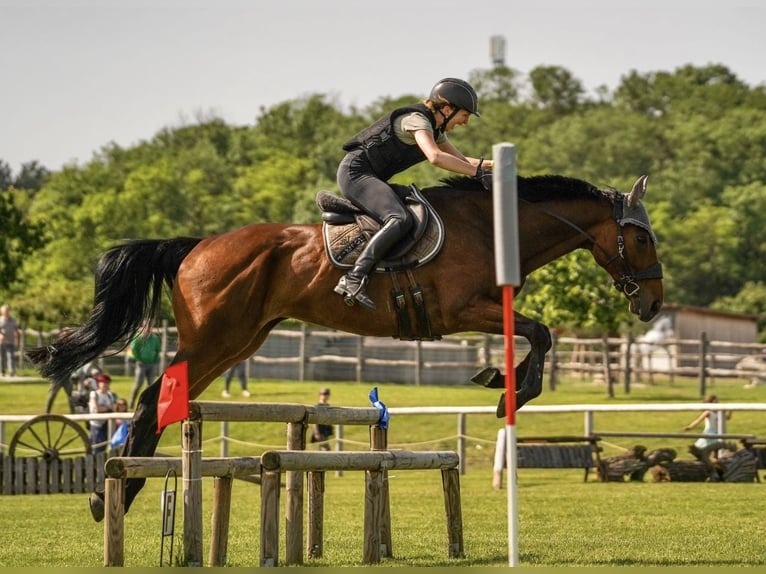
516;436;603;482
184;401;389;567
103;400;463;567
103;456;262;567
258;450;462;567
591;431;757;440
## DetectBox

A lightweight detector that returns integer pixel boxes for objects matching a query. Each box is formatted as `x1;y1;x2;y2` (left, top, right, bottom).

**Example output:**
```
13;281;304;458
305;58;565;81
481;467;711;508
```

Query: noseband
607;197;663;296
521;196;663;296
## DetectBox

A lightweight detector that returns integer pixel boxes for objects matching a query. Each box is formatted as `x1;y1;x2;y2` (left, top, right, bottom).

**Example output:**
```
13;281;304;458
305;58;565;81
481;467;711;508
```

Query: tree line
1;63;765;340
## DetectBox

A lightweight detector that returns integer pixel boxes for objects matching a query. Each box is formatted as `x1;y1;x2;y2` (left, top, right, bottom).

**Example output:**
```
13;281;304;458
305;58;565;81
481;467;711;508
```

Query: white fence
2;403;765;478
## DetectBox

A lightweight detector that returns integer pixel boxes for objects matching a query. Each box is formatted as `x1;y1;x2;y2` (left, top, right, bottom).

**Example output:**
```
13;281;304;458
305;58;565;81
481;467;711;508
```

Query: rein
519;196;663;296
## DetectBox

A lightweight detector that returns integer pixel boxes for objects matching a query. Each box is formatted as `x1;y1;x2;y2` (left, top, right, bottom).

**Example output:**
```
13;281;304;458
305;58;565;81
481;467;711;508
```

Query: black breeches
337;152;414;235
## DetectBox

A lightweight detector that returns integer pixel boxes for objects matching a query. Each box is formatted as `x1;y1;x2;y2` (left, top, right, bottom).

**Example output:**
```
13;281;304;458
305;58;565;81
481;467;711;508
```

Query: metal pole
493;142;520;567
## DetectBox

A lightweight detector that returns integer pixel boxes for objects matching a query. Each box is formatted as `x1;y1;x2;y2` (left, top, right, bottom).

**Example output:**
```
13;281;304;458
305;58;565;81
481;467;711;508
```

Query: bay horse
27;173;663;520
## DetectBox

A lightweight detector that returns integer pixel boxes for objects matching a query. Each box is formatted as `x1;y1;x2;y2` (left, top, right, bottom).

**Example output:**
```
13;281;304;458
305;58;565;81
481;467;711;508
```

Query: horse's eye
636;234;648;245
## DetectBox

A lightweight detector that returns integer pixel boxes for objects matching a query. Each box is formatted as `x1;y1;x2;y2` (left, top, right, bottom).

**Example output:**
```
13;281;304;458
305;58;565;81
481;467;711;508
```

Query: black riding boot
334;219;403;310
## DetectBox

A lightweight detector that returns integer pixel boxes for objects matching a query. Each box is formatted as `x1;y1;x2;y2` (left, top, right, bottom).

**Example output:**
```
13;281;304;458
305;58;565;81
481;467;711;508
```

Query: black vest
342;104;439;181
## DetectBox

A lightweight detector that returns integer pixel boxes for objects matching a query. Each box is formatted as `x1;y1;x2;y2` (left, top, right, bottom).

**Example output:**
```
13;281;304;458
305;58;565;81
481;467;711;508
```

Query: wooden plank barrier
184;401;388;567
104;401;464;568
0;451;107;495
516;436;602;482
258;450;462;567
103;456;262;567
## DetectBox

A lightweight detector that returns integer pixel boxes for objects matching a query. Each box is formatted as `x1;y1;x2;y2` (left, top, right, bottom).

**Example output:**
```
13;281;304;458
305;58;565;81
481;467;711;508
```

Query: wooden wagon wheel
8;414;92;461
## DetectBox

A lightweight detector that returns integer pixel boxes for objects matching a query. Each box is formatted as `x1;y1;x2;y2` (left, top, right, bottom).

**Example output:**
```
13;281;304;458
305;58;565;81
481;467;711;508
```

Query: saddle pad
323;195;445;273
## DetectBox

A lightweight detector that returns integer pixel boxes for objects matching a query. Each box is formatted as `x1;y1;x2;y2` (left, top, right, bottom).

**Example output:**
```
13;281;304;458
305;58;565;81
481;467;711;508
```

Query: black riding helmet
429;78;481;117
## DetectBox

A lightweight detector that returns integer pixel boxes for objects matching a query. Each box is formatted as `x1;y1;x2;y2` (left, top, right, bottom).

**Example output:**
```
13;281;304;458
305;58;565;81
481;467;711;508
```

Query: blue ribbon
369;387;389;429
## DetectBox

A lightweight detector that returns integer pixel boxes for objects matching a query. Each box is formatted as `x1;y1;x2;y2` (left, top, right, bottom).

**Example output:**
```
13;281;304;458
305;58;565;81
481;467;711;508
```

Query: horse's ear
627;175;648;207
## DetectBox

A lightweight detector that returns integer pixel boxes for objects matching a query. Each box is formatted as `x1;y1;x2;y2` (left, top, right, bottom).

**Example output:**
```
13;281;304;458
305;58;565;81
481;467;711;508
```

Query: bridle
520;196;664;297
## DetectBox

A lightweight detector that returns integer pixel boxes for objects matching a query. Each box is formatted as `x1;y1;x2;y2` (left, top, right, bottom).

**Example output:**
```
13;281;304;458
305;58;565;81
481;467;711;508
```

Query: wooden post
414;340;422;386
549;331;558;390
624;332;633;394
284;421;305;565
603;335;614;398
699;331;708;398
208;475;233;567
182;419;203;567
335;424;344;477
441;468;464;558
103;477;125;566
260;470;281;567
298;323;307;382
356;336;363;383
457;413;466;475
363;468;383;564
370;425;391;558
306;470;325;558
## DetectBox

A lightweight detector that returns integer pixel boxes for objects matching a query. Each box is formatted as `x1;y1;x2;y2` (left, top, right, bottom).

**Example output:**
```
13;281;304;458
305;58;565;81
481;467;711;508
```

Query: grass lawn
1;368;765;567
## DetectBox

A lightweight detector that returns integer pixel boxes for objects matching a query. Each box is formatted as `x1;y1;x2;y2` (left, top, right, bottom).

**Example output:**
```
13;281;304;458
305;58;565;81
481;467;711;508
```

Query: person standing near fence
89;373;117;454
0;304;21;377
684;394;732;459
128;322;161;409
222;360;250;398
311;387;333;451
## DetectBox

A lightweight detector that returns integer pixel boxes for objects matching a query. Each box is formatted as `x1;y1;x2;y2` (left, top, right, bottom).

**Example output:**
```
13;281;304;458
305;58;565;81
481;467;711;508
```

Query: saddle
317;184;445;273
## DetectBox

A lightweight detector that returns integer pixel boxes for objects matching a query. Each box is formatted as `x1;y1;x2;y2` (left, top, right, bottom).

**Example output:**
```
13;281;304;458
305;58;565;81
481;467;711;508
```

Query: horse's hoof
470;367;503;388
89;490;105;522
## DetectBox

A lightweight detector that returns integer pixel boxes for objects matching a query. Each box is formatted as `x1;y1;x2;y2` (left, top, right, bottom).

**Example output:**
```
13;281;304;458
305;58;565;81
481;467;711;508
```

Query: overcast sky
1;0;764;173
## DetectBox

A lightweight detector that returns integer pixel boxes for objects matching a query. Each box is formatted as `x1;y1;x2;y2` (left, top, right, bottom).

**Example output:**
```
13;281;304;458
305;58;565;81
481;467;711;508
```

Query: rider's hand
475;158;493;190
475;166;493;190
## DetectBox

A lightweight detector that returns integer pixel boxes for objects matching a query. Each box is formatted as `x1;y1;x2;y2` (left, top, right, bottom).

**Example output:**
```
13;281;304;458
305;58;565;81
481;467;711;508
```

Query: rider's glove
474;158;492;191
475;158;493;191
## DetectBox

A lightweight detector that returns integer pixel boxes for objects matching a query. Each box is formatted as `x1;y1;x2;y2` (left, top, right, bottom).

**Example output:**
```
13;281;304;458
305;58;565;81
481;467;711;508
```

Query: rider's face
444;108;471;132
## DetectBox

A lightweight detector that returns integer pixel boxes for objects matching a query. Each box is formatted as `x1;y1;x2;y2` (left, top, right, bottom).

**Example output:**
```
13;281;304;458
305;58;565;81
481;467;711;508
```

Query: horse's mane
438;174;619;203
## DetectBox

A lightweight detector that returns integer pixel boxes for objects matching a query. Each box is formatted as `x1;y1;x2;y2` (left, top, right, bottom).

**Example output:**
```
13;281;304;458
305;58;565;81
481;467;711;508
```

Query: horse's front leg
472;311;551;417
88;379;163;522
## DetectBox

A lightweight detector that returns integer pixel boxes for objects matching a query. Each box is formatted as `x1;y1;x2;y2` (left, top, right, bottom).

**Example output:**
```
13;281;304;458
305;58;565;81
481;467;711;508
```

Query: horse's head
593;175;664;322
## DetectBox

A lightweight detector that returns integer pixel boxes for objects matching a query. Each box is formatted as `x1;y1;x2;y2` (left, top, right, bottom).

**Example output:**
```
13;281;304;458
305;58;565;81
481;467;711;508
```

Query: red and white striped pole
492;143;520;566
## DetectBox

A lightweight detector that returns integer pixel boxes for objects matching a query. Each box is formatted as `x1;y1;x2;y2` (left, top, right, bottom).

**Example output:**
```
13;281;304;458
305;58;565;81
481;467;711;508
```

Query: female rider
334;77;492;310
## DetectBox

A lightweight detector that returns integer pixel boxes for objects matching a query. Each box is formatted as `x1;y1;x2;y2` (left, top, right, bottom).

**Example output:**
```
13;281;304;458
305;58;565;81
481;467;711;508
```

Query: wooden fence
17;323;766;389
1;450;107;495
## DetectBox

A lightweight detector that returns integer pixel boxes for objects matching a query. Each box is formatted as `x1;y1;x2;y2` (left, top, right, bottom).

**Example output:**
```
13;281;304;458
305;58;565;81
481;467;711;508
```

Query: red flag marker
156;361;189;434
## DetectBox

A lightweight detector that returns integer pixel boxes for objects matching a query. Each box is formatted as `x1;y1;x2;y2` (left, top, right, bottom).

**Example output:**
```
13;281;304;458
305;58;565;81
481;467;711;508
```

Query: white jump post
492;142;521;566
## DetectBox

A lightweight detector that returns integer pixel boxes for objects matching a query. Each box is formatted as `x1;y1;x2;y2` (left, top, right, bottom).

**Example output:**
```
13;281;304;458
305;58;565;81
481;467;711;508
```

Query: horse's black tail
27;237;203;381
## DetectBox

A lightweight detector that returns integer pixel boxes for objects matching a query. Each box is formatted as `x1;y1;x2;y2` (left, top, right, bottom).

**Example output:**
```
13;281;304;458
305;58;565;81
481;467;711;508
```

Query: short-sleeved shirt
0;317;19;343
395;112;448;146
130;333;161;365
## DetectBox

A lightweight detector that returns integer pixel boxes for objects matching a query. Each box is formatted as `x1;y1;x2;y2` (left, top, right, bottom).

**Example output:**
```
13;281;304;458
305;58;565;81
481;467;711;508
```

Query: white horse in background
632;315;674;377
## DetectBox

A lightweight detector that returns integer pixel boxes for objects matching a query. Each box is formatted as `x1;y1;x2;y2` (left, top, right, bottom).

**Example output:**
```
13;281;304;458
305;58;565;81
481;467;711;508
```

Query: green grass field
1;369;765;567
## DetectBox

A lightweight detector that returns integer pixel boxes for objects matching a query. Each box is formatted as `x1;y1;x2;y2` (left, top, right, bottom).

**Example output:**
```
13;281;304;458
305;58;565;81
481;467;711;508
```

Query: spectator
0;304;21;377
128;322;161;409
70;366;102;413
222;360;250;398
110;398;130;451
684;394;732;459
311;387;333;451
89;373;117;454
